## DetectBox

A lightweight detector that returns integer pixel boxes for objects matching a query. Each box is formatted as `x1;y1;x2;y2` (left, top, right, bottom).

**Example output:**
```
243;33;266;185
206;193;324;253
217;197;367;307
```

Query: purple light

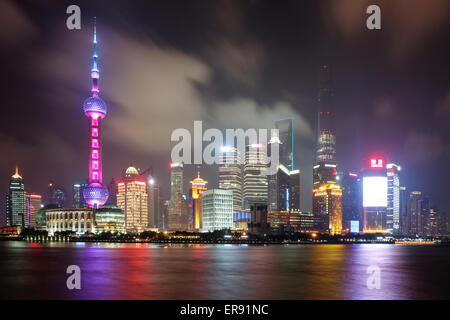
82;19;109;208
83;182;109;209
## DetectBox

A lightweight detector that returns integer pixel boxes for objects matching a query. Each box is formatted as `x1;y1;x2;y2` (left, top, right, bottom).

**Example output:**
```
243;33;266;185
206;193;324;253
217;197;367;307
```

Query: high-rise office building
6;167;26;227
386;163;401;234
27;194;42;228
274;118;294;171
362;156;388;233
341;172;362;233
248;204;270;235
72;183;88;208
201;189;233;232
313;65;337;189
268;164;301;211
48;182;67;208
147;177;161;228
312;183;342;235
399;186;408;234
107;179;118;206
243;144;268;210
190;169;207;230
117;166;149;233
407;191;432;236
167;193;189;231
167;163;189;231
218;146;243;212
170;162;183;200
81;18;109;209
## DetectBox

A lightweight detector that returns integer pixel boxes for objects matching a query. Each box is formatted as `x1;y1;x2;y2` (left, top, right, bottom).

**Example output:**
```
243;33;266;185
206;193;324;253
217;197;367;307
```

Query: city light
363;176;388;207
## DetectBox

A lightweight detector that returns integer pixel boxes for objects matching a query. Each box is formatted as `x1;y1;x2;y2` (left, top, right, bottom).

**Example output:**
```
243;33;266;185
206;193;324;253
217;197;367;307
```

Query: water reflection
0;242;449;299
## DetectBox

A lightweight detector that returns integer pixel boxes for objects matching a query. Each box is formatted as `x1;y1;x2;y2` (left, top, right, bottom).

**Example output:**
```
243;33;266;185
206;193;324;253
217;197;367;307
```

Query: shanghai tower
313;65;337;188
82;18;109;208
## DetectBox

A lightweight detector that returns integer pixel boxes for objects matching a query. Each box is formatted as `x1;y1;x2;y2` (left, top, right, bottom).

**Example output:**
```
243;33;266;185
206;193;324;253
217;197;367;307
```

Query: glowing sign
363;176;387;207
370;158;384;168
350;220;360;233
349;172;358;177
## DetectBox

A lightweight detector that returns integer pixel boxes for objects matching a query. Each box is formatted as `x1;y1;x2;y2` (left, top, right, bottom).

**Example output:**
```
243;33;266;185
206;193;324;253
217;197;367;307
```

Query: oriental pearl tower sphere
82;18;109;209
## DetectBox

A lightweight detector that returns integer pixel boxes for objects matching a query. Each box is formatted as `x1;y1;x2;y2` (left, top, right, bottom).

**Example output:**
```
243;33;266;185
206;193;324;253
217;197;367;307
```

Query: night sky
1;0;449;213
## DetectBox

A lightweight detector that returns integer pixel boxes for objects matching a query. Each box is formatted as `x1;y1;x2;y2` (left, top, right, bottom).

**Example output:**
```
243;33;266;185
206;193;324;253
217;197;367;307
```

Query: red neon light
370;158;384;168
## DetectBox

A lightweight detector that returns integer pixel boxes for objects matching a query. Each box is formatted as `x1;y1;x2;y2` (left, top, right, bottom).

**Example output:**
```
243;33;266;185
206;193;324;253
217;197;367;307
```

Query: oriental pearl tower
82;18;109;208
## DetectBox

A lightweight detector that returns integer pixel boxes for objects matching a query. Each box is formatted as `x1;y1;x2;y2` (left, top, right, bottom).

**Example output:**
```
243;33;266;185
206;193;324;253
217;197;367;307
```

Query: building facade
362;157;388;233
341;172;362;233
201;189;233;232
46;208;95;235
312;183;342;235
386;163;401;234
117;166;149;233
243;144;268;210
167;163;189;231
190;169;207;230
219;146;243;212
6;167;26;227
268;164;301;211
27;194;42;229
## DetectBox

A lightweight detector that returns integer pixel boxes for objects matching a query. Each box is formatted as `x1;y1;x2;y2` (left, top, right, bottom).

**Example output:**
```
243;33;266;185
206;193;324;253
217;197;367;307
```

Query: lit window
92;118;99;126
92;128;99;137
93;161;99;170
92;139;99;148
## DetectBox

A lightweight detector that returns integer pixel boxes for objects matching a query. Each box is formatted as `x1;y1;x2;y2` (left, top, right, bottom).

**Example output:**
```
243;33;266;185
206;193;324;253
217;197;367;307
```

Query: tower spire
91;17;99;97
12;165;22;179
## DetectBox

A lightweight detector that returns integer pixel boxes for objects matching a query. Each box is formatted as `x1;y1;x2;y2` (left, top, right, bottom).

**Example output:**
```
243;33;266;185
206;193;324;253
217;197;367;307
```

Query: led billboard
350;220;360;233
363;176;387;207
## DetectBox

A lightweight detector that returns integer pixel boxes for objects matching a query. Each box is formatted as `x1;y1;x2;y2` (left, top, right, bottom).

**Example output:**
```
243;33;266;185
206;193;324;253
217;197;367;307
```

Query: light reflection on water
0;242;449;299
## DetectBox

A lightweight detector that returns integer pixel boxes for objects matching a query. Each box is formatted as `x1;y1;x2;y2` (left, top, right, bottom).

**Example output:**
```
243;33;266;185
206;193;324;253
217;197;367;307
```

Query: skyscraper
399;186;408;235
72;183;88;208
312;183;342;235
386;163;401;234
190;169;207;230
408;191;426;236
48;182;67;208
243;144;268;210
148;177;162;229
82;18;109;209
6;167;26;227
274;118;294;170
201;189;233;232
27;194;42;228
168;163;189;231
117;166;149;233
362;156;388;233
218;146;243;212
170;163;184;200
313;65;337;189
107;179;118;206
341;172;362;233
268;164;301;211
